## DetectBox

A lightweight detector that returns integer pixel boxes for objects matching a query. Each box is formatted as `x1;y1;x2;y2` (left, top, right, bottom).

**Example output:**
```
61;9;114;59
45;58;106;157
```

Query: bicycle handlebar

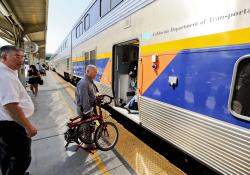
96;94;114;106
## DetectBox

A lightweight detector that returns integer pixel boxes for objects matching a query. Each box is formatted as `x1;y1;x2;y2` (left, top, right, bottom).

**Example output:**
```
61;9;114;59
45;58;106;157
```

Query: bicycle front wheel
94;122;119;151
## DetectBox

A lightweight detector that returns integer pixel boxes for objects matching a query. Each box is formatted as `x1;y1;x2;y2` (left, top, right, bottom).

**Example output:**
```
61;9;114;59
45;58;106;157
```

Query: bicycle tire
94;122;119;151
77;123;95;144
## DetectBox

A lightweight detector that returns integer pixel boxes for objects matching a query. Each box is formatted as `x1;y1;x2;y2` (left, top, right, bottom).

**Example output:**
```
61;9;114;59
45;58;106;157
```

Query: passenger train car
50;0;250;174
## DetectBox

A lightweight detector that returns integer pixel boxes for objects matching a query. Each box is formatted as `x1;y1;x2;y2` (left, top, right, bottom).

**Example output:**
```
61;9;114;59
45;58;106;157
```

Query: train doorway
112;40;140;122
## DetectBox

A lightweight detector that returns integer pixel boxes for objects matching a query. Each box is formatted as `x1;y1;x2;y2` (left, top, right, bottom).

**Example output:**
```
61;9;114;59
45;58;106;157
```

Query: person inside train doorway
75;65;99;148
0;45;37;175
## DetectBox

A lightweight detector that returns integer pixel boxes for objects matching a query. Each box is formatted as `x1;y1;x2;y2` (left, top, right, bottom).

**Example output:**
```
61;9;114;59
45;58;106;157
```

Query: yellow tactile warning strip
52;73;110;175
107;117;185;175
52;72;185;175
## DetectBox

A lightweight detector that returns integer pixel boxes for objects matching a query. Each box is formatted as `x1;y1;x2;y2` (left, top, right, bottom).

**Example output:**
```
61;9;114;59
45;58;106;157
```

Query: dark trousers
0;121;31;175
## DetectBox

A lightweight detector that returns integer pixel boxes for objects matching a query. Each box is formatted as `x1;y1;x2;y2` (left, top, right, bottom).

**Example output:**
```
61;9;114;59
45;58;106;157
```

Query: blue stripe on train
73;61;84;77
143;44;250;129
72;58;109;82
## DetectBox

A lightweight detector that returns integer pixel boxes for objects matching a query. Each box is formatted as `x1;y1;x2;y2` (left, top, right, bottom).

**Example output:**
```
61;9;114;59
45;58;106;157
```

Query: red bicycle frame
67;106;105;128
67;115;104;128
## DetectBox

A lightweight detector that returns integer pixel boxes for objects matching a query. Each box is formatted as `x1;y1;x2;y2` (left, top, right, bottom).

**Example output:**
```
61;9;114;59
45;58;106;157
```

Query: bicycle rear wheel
94;122;119;151
77;123;95;144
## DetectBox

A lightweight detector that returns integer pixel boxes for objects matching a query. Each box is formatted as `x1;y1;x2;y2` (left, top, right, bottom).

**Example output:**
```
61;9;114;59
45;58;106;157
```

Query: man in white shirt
0;45;37;175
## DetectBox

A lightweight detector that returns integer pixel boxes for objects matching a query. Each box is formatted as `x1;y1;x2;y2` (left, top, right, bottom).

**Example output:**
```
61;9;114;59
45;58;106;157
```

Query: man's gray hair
86;64;97;73
0;45;22;59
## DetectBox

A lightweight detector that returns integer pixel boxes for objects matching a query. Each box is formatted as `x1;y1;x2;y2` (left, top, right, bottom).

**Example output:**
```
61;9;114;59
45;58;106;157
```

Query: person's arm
4;103;37;137
35;71;41;78
31;73;40;78
28;70;32;77
0;78;37;137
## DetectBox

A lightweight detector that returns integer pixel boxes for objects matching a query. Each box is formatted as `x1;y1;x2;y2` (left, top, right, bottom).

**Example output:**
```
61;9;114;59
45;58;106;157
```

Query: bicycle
64;95;119;152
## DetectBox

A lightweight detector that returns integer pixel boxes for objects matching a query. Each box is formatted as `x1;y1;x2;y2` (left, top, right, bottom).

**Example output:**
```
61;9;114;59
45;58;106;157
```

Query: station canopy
0;0;48;60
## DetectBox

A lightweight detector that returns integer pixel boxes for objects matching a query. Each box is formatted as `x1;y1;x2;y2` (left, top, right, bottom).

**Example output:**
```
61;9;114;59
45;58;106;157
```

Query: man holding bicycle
75;65;99;147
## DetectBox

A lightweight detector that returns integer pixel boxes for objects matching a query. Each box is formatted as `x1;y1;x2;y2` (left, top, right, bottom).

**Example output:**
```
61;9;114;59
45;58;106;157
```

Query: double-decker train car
50;0;250;174
50;33;72;80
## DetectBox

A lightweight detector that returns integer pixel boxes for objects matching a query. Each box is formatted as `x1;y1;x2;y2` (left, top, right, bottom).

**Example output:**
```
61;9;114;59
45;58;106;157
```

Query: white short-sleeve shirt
0;62;34;121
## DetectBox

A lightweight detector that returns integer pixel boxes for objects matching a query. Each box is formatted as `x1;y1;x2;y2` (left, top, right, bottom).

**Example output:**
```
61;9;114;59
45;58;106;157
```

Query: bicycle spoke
95;122;118;151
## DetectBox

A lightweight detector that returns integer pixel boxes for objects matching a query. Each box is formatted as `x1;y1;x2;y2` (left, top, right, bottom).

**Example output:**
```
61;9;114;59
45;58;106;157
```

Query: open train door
112;39;141;124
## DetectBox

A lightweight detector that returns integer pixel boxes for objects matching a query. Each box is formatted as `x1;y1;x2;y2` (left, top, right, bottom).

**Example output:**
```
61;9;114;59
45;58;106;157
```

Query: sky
46;0;92;54
0;38;8;46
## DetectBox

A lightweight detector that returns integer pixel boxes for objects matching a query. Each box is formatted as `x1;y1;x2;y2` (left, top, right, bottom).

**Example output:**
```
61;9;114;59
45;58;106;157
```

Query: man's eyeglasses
14;54;25;58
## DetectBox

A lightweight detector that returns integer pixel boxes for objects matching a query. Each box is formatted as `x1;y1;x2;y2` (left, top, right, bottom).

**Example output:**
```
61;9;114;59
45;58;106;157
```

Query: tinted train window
111;0;122;8
84;52;90;71
64;40;68;48
84;14;90;31
100;0;110;17
230;56;250;121
67;58;69;71
76;22;83;38
76;25;79;38
90;50;96;65
80;23;83;35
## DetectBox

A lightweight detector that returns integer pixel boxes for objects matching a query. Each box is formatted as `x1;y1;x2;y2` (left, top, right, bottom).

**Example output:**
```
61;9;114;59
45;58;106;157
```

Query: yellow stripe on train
96;52;112;59
72;52;112;63
141;27;250;55
73;28;250;63
72;57;84;63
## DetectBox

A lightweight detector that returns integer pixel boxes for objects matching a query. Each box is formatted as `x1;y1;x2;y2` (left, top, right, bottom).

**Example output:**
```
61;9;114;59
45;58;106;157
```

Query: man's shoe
84;144;95;150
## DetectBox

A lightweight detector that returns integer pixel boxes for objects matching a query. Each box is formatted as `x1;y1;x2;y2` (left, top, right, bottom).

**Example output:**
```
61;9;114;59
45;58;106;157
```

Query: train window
76;27;79;38
76;26;79;38
100;0;110;17
230;55;250;121
67;58;70;71
80;23;83;35
84;52;90;71
84;14;90;31
76;22;83;38
111;0;122;9
65;40;68;48
90;50;96;65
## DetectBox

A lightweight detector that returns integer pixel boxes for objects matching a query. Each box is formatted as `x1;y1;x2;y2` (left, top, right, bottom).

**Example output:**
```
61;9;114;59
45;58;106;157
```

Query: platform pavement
27;71;135;175
0;71;185;175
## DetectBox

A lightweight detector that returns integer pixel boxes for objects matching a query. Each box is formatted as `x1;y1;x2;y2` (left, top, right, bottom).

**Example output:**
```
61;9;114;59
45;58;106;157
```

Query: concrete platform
25;71;185;175
28;72;134;175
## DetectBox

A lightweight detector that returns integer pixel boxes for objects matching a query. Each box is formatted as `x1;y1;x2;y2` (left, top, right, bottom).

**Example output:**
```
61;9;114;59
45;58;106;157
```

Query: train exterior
50;0;250;174
50;33;72;79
